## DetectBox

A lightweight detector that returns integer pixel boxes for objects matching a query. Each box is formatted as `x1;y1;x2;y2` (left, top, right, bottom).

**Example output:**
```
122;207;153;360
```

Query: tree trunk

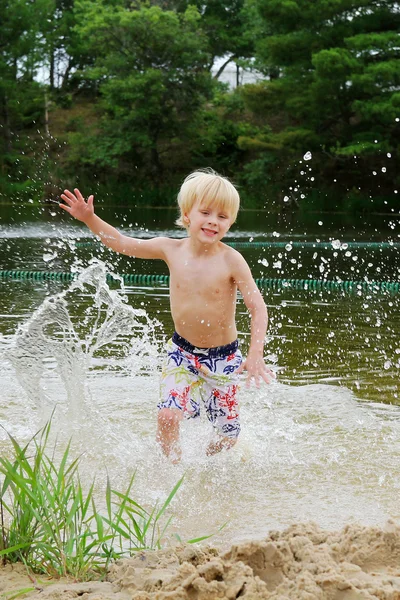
49;42;55;89
150;145;162;180
213;55;236;80
44;91;50;136
2;95;12;155
61;59;73;89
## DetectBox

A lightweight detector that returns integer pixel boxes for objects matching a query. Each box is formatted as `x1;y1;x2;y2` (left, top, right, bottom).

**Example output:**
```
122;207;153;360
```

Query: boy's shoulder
218;243;250;278
221;242;247;264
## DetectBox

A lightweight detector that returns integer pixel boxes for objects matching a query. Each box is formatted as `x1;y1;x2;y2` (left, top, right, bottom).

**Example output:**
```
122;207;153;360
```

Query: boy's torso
164;239;238;348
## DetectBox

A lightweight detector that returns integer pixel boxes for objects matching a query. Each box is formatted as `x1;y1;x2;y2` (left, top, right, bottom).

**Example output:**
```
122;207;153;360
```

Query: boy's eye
219;215;228;219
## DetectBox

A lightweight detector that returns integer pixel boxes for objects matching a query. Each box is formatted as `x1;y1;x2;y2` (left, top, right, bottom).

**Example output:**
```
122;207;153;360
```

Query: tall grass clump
0;419;184;580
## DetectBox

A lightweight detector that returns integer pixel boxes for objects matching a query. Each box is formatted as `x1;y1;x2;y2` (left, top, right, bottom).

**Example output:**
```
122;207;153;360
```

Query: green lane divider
74;240;400;250
0;270;399;293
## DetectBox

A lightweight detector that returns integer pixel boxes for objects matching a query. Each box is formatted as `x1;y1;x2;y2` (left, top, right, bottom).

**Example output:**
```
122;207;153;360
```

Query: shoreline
2;520;400;600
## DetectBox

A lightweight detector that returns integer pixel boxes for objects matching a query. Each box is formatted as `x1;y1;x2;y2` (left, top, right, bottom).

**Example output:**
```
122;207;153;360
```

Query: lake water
0;203;399;545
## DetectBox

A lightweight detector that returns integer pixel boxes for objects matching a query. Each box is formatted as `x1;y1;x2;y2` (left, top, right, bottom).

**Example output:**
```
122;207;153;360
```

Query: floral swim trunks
158;332;243;439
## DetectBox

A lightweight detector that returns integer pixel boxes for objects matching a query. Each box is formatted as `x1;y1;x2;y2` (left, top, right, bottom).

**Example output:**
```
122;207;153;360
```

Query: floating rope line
73;240;400;250
0;270;399;293
229;241;400;250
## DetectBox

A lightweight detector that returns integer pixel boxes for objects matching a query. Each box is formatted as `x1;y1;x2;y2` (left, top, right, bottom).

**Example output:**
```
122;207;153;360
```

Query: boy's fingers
237;362;245;374
74;188;85;202
88;195;94;208
59;203;71;213
63;190;76;201
60;194;74;206
261;371;273;385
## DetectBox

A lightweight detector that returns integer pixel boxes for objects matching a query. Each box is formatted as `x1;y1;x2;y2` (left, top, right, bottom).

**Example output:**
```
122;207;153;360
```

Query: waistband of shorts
172;332;239;358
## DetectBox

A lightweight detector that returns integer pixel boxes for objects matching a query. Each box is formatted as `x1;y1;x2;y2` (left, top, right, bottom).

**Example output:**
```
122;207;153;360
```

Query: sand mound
2;521;400;600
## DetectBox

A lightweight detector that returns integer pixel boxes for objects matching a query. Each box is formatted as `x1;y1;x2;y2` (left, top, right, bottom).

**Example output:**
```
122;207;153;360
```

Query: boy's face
186;201;233;243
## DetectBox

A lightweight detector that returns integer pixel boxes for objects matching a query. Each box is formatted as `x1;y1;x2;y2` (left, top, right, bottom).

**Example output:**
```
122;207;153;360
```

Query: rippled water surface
0;205;399;544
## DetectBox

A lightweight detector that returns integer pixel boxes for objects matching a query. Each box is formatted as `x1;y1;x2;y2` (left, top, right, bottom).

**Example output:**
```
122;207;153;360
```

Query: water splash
1;260;400;545
7;259;162;442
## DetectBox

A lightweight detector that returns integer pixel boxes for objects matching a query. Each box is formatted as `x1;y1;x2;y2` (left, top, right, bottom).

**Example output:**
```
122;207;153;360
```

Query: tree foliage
67;1;213;181
240;0;400;207
0;0;398;210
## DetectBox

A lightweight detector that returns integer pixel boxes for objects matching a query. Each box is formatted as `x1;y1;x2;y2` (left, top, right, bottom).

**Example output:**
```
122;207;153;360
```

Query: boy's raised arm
60;188;168;260
231;251;275;387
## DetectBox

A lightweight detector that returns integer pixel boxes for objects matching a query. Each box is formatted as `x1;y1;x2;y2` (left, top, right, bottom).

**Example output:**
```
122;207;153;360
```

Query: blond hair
176;168;240;229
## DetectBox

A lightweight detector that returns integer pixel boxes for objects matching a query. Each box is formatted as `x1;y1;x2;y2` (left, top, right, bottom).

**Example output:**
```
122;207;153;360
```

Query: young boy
60;169;274;461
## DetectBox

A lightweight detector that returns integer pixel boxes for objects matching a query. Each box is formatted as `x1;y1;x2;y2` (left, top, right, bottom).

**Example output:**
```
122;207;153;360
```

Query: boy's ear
183;215;190;225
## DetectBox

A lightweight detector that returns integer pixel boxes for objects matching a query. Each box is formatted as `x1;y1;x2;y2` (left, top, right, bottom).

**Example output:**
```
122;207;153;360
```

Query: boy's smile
201;226;218;237
187;203;232;244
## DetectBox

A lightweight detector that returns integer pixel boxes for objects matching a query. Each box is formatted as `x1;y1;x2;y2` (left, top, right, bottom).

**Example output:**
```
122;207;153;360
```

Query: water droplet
43;252;58;263
258;258;269;267
331;239;341;249
303;151;312;161
285;243;292;251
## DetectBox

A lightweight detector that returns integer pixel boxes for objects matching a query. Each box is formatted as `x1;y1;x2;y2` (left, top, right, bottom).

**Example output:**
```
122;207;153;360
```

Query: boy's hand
237;352;276;388
59;189;94;223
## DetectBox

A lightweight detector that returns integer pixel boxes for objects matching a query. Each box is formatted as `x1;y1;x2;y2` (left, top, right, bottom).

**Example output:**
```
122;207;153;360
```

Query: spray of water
7;259;162;444
1;258;400;546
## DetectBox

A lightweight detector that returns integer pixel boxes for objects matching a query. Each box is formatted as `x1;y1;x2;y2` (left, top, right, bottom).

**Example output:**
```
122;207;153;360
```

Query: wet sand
2;520;400;599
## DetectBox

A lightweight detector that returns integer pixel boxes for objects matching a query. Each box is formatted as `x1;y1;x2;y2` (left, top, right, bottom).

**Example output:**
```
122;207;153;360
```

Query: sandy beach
2;520;400;599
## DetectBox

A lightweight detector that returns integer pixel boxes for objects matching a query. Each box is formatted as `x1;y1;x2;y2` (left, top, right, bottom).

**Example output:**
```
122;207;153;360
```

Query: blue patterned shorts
158;332;243;439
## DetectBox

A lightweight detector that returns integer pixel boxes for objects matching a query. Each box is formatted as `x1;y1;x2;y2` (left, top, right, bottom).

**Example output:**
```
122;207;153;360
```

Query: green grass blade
3;587;36;599
95;512;103;540
187;521;229;544
56;441;71;493
0;541;31;556
106;475;112;521
154;475;184;524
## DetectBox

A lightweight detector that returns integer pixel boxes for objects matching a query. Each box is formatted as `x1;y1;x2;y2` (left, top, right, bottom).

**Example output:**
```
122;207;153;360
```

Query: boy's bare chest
170;257;233;295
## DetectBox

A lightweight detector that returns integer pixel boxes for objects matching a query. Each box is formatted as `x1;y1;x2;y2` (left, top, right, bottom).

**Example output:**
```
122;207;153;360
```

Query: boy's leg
202;354;242;456
157;338;200;462
157;408;184;462
203;385;241;455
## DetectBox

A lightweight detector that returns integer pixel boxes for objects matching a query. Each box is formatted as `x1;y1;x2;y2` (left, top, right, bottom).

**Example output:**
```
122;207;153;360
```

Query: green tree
40;0;79;91
239;0;400;208
68;1;213;183
0;0;50;198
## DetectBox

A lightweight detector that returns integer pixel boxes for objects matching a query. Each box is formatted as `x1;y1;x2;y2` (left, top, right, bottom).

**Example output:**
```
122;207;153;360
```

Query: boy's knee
158;408;182;429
